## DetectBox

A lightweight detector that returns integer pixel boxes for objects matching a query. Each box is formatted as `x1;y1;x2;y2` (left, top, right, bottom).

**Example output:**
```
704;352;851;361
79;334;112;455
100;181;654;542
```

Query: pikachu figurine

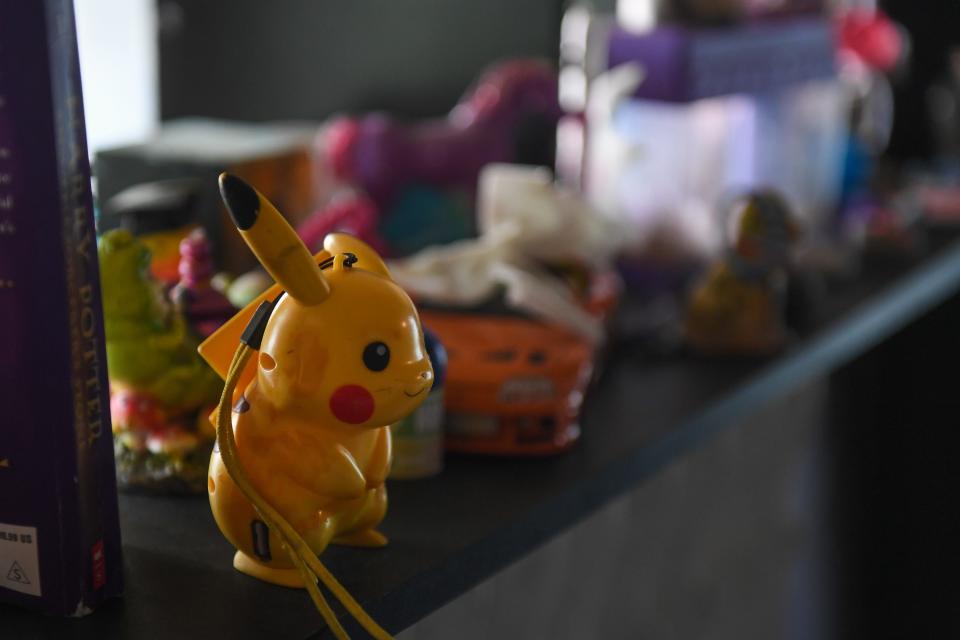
199;174;432;639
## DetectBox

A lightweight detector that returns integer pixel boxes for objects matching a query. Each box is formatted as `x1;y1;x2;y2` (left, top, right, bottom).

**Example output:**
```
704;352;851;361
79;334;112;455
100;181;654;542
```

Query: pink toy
297;193;389;256
837;8;904;74
170;228;236;339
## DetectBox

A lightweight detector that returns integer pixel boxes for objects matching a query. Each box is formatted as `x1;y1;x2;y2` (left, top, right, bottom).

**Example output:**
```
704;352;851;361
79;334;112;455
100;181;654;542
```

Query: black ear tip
219;173;260;230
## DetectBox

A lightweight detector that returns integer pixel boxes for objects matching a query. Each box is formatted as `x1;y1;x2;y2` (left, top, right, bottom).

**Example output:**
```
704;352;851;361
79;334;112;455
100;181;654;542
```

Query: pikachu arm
364;427;392;488
279;439;368;502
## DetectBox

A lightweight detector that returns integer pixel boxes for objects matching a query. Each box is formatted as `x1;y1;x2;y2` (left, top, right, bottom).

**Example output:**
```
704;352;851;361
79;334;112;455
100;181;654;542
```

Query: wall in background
75;0;158;153
881;0;960;160
158;0;564;121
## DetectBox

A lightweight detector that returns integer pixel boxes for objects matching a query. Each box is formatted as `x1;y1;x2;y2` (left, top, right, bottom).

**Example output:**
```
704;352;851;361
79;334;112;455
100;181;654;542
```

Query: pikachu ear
220;173;330;305
323;232;391;279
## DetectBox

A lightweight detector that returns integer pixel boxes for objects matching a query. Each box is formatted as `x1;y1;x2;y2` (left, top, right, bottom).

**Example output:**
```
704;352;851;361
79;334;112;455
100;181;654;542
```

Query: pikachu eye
362;341;390;372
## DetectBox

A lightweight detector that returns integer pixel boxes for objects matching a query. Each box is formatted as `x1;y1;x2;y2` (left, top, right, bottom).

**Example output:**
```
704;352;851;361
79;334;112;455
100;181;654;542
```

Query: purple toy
324;59;561;207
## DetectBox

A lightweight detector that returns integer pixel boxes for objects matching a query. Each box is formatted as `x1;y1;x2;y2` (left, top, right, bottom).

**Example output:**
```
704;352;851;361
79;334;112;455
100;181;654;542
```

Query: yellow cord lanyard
215;300;393;640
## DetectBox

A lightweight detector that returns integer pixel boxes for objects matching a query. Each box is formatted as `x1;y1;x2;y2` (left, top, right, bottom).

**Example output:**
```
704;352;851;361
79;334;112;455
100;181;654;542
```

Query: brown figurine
685;191;800;354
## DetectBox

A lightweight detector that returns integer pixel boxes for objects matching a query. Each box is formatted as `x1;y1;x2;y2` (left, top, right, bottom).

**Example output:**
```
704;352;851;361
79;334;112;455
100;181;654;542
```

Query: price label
0;523;40;597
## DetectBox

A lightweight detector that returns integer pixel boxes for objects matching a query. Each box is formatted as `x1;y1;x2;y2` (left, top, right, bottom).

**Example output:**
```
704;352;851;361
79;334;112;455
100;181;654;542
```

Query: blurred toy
422;290;613;455
685;191;800;354
98;229;222;492
104;179;202;285
218;268;273;309
835;5;913;253
563;7;845;277
837;6;903;75
298;192;389;255
100;230;221;410
390;328;448;479
199;174;432;638
170;228;236;339
390;163;620;455
390;164;629;344
325;60;560;207
847;190;925;260
312;60;561;259
378;186;474;257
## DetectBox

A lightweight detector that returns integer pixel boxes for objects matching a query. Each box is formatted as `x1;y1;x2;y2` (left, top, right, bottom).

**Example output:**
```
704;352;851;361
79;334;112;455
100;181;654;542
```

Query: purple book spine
0;0;122;616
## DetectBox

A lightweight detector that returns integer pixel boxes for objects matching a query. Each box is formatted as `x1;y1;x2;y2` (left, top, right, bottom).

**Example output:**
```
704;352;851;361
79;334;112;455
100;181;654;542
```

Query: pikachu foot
333;529;388;548
234;551;304;588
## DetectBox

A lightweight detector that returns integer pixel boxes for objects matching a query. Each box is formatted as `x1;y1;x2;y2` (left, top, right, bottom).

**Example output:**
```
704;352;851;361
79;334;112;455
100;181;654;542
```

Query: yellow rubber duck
686;190;800;354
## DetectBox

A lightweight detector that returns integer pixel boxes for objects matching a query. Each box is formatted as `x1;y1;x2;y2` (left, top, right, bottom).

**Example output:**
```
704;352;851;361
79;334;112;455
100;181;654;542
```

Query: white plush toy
388;164;631;344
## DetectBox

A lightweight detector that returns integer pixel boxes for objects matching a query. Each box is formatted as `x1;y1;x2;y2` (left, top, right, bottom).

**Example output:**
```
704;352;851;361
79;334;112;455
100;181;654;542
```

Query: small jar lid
107;178;202;236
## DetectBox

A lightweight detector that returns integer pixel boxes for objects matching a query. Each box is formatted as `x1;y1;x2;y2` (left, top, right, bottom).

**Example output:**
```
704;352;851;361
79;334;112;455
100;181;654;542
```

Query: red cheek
329;385;375;424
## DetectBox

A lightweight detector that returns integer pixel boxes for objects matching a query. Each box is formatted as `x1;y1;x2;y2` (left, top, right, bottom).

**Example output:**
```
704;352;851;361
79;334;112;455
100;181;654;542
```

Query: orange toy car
420;270;618;455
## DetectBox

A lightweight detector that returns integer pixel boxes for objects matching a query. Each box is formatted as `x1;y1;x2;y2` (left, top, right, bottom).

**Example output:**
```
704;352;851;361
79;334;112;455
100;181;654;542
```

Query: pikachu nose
404;365;433;397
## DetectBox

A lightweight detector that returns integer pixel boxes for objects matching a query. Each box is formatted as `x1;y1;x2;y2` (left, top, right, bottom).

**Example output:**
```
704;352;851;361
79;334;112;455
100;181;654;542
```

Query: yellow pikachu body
201;175;432;588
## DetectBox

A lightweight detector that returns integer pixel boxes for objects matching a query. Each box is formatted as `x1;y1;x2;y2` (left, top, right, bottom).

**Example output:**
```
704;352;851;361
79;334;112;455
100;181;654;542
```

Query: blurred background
76;0;959;157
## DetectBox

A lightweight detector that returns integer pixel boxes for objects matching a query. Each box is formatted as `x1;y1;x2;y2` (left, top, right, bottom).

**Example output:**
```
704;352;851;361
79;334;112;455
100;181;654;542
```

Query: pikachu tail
214;301;392;640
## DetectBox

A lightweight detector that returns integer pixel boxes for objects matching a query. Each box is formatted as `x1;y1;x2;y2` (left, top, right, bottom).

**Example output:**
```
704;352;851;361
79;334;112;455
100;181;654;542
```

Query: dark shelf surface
6;232;960;639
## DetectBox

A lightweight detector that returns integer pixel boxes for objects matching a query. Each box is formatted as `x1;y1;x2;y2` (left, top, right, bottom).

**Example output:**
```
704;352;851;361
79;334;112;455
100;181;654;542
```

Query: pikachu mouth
402;370;434;398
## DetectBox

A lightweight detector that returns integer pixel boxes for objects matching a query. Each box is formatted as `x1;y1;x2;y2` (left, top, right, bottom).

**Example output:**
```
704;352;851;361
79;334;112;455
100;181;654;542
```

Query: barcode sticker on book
0;523;40;597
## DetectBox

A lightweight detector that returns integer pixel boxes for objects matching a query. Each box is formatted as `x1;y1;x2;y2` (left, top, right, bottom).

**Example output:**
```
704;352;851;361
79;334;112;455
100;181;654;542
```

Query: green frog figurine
99;229;222;492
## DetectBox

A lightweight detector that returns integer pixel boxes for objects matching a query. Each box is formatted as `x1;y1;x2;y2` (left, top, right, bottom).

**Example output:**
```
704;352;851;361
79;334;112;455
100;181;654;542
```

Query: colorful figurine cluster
299;59;562;259
685;192;800;355
99;229;224;493
391;163;624;454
